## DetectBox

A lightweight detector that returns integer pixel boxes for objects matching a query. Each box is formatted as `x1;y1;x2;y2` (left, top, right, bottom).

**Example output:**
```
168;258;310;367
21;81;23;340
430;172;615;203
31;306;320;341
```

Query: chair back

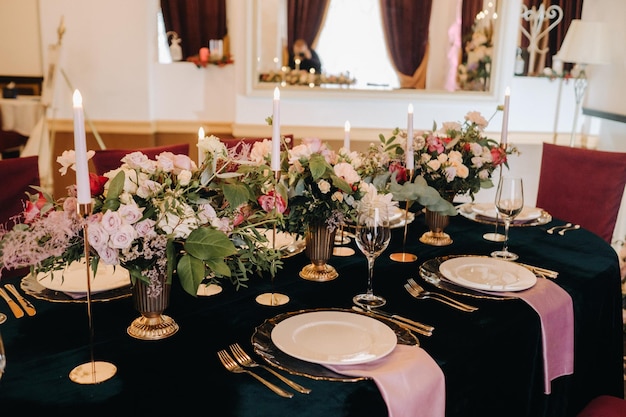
91;143;190;175
536;143;626;243
0;155;40;227
220;135;294;152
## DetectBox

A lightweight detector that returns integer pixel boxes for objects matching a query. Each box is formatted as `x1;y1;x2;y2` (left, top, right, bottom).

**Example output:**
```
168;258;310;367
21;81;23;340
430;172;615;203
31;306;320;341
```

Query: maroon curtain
380;0;433;76
520;0;583;69
461;0;485;63
286;0;330;49
160;0;227;60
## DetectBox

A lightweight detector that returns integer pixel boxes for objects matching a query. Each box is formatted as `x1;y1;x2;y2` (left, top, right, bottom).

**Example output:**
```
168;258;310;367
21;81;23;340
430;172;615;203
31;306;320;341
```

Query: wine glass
0;331;6;381
491;177;524;261
353;205;391;308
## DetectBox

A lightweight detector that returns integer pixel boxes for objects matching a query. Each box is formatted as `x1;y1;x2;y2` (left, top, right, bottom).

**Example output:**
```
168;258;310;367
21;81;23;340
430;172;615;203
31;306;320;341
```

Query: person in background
288;39;322;73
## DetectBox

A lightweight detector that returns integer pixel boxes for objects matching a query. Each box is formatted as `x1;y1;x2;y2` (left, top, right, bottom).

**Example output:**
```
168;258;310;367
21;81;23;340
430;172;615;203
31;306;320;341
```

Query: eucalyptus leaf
222;182;252;209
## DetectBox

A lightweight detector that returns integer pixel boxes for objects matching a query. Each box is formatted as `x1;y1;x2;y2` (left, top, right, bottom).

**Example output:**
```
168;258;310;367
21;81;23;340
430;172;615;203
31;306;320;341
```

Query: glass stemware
353;205;391;308
0;331;5;381
491;177;524;261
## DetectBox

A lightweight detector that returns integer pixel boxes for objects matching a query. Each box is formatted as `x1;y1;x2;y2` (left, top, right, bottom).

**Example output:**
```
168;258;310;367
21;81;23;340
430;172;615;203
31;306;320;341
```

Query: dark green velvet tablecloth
0;212;622;416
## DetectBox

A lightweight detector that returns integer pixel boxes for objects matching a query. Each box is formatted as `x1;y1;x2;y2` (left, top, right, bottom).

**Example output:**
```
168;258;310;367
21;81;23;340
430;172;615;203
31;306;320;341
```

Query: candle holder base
69;361;117;385
483;232;506;242
256;292;289;306
389;252;417;262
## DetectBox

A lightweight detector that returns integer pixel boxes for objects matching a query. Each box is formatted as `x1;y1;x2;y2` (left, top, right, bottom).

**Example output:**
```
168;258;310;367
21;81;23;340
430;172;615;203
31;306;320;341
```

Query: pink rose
258;191;287;214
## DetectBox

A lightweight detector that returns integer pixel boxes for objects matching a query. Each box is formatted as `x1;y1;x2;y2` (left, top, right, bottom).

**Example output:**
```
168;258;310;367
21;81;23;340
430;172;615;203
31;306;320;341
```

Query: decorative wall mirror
249;0;508;95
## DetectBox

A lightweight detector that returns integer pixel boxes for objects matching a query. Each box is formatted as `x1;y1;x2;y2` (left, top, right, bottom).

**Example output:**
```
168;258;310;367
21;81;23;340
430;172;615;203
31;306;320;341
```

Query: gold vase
299;222;339;282
420;191;454;246
127;260;179;340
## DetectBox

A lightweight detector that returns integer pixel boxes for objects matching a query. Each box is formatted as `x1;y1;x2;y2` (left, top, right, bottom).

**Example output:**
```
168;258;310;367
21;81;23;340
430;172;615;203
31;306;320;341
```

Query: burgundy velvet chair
535;143;626;243
577;395;626;417
0;155;40;227
220;135;294;152
0;155;40;278
91;143;190;175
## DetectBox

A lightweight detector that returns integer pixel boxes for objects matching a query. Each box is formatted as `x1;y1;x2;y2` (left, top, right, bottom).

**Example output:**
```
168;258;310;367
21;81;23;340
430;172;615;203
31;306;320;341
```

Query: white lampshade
556;20;611;65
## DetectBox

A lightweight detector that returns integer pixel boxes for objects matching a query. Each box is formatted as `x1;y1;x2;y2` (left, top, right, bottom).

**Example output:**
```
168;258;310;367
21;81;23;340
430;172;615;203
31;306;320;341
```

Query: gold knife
5;284;36;316
0;287;24;318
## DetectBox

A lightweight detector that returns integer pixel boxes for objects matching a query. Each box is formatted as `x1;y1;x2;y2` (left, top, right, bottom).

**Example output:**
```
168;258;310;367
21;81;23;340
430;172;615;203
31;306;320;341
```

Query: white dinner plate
271;311;397;365
472;204;543;222
257;228;300;249
439;256;537;292
36;260;131;293
388;206;404;222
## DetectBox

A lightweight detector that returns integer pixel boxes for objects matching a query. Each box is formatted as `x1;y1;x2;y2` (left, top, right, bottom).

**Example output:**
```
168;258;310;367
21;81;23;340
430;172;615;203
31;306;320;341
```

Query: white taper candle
344;120;350;151
406;104;414;170
72;90;91;204
271;87;281;171
501;87;510;146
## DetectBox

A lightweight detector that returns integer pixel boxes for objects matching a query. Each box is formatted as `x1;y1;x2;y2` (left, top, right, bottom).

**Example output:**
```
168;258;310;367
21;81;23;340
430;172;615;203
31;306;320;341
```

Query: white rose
318;179;331;194
333;162;360;184
448;150;463;164
157;203;198;239
331;191;344;202
118;202;144;224
87;221;110;251
250;140;271;164
134;218;157;238
177;169;192;186
456;164;469;179
136;179;162;199
109;223;138;249
100;211;123;234
95;246;119;265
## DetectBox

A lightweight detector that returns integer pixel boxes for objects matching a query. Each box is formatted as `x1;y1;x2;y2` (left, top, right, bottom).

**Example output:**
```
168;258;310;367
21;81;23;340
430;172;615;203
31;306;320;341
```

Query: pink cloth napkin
325;345;445;417
489;278;574;394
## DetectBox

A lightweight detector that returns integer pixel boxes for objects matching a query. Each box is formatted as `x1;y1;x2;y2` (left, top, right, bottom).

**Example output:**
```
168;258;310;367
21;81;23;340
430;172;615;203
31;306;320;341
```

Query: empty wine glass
0;331;5;381
353;205;391;308
491;177;524;261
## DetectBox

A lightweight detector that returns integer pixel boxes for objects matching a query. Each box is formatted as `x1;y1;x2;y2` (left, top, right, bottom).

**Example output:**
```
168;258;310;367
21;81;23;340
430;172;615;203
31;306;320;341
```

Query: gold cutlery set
404;278;479;312
217;342;311;398
546;223;581;235
0;284;36;319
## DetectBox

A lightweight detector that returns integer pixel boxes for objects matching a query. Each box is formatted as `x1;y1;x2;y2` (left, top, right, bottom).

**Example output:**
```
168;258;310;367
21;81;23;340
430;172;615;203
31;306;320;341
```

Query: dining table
0;204;623;417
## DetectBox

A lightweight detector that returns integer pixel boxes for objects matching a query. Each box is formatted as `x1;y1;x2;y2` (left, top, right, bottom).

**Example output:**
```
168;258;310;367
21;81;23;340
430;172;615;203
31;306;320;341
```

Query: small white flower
318;179;331;194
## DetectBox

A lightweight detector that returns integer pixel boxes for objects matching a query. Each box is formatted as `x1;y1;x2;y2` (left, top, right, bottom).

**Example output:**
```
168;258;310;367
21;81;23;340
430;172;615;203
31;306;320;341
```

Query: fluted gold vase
299;222;339;282
419;209;453;246
127;261;179;340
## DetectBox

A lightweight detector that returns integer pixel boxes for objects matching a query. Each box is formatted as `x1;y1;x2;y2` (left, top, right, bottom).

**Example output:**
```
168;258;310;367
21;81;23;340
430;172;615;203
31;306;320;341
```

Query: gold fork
217;349;294;398
229;343;311;394
405;280;478;312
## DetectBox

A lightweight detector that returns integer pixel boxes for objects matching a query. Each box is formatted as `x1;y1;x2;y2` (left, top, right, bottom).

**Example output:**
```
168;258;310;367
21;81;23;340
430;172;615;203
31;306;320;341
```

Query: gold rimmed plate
457;203;551;227
251;308;418;382
20;273;131;303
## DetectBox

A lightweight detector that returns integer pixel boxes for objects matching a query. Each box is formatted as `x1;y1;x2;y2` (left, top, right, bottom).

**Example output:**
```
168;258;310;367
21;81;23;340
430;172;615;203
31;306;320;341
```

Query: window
315;0;399;89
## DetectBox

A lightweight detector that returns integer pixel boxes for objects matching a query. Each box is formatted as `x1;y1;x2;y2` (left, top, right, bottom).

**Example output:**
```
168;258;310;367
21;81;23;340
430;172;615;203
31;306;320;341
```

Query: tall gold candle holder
389;169;417;263
69;203;117;384
483;144;507;242
256;170;289;306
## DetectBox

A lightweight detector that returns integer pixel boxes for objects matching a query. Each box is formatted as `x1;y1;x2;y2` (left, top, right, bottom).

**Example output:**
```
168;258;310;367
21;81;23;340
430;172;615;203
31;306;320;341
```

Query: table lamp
555;20;610;147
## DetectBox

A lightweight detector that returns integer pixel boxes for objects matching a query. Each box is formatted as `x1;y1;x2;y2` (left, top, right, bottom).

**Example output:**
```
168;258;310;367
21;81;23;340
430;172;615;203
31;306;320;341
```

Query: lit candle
197;127;206;166
344;120;350;151
271;87;281;171
501;87;510;146
72;90;91;204
406;104;414;170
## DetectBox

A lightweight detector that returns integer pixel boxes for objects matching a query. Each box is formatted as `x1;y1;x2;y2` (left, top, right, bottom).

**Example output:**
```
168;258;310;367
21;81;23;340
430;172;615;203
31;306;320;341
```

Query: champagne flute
353;205;391;308
491;177;524;261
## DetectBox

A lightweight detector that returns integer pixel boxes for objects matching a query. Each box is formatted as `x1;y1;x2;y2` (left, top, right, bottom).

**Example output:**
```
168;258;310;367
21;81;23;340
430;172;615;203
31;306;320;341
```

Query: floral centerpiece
406;110;517;202
0;141;282;296
278;137;364;236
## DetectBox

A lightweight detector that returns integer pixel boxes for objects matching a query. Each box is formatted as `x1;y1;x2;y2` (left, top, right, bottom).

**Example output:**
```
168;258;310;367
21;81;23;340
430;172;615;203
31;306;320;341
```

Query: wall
0;0;623;244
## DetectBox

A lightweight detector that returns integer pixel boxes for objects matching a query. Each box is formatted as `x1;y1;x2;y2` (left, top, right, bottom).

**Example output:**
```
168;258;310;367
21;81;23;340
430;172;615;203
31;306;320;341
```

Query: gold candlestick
256;170;289;306
69;203;117;384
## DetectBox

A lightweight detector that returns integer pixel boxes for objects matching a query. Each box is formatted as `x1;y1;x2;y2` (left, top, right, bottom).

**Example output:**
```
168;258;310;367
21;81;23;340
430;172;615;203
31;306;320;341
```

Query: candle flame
198;127;205;140
72;89;83;107
408;103;413;114
344;121;350;131
274;87;280;100
505;86;511;96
